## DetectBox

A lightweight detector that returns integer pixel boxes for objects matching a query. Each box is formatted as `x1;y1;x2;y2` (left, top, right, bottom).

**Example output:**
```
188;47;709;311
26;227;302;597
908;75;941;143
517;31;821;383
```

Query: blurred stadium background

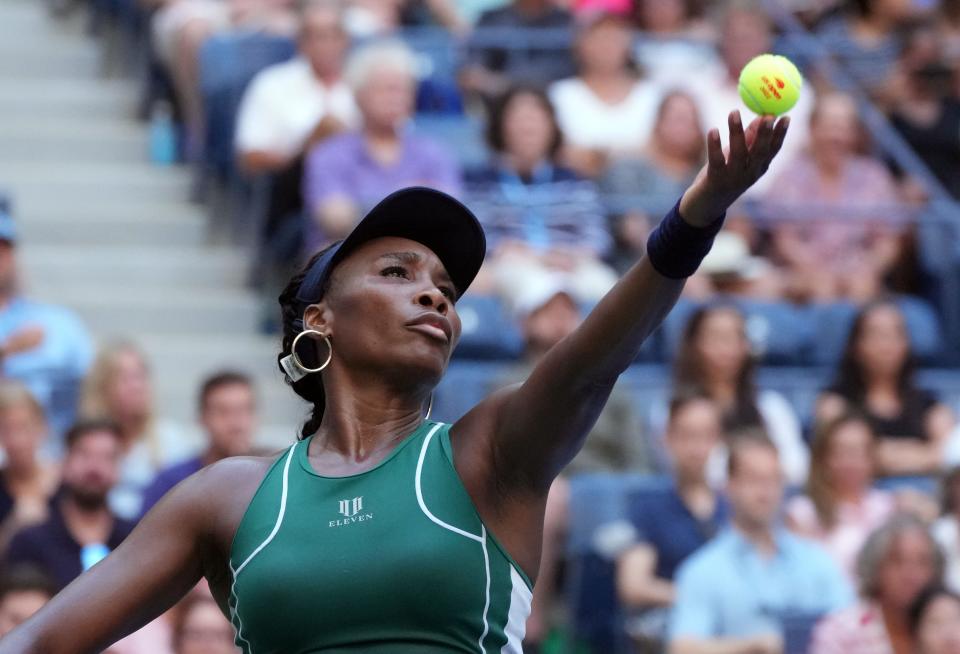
2;0;960;652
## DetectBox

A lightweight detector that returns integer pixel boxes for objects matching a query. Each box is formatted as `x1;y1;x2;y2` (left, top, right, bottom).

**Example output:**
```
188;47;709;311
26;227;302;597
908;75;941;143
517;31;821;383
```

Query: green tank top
228;421;533;653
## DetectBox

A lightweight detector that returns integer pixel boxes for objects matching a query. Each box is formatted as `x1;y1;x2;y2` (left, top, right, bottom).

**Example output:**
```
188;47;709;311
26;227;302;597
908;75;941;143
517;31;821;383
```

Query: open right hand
679;110;789;228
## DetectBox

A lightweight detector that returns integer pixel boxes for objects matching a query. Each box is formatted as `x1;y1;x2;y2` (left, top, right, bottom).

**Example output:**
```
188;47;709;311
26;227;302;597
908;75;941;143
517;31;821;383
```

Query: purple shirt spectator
303;130;462;250
138;456;204;518
5;496;134;591
765;152;902;263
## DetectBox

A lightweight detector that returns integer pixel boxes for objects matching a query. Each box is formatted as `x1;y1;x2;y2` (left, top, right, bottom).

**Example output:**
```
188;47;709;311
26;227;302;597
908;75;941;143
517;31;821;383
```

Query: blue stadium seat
739;301;814;365
917;368;960;417
402;28;465;115
410;115;488;170
874;475;938;495
661;298;813;365
806;302;858;367
452;295;524;361
896;296;944;363
432;361;507;423
756;367;824;434
807;298;944;367
198;32;296;180
566;474;671;654
782;611;827;654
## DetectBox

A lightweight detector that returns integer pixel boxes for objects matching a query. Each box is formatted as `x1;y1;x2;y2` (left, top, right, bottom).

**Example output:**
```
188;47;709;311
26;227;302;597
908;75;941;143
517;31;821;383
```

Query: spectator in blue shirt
615;391;728;647
618;392;728;598
0;208;93;441
139;371;257;516
668;433;854;654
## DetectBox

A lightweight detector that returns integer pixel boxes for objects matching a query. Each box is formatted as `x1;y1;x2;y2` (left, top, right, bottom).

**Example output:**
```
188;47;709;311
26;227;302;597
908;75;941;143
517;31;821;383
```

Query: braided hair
277;243;341;439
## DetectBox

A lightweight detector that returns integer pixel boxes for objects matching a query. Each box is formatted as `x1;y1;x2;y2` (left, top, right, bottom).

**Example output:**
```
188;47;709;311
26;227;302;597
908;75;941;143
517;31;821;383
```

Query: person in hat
0;111;788;653
0;201;93;441
493;274;654;644
685;230;781;300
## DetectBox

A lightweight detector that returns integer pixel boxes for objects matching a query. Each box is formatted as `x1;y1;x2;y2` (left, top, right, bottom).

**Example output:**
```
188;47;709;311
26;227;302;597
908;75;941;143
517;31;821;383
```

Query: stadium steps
18;209;207;247
0;118;149;163
20;246;249;289
0;0;303;447
0;78;137;121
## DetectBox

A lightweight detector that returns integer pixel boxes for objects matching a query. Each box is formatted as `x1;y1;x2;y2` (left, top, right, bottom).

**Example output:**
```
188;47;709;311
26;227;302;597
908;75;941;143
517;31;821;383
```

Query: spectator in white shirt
235;0;358;176
146;0;297;161
549;10;661;176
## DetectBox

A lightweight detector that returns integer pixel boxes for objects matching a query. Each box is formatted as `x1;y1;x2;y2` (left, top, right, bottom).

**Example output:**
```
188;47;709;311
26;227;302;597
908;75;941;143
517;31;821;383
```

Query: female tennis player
0;110;787;653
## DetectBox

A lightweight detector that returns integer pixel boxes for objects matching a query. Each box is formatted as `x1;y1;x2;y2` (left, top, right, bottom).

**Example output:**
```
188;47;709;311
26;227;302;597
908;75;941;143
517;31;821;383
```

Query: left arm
454;113;789;492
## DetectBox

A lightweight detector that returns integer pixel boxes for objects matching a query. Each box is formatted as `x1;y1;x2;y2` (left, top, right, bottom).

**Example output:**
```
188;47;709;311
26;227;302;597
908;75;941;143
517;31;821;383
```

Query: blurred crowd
1;0;960;652
110;0;960;320
214;0;959;315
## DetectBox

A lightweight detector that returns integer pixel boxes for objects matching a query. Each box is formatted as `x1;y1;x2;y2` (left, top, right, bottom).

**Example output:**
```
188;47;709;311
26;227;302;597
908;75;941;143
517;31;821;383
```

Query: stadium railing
765;1;960;361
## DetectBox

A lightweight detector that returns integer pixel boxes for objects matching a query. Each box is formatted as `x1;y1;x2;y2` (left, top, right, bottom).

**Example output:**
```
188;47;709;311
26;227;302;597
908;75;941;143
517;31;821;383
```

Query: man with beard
3;420;133;591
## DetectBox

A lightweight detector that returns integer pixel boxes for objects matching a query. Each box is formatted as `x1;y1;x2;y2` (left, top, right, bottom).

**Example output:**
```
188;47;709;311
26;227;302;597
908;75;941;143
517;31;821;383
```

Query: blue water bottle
80;543;111;571
148;100;179;166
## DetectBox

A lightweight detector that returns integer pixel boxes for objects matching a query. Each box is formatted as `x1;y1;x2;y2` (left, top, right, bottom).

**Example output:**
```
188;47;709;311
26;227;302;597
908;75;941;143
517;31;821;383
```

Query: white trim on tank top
502;567;532;653
416;423;491;653
229;442;297;654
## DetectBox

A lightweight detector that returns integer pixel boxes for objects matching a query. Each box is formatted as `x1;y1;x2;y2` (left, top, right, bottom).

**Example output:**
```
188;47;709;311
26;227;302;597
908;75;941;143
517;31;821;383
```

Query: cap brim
333;187;486;298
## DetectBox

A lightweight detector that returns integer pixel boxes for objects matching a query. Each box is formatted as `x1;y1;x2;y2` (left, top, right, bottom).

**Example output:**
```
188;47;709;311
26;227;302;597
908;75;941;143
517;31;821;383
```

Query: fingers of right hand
728;110;748;160
707;128;725;170
770;117;791;156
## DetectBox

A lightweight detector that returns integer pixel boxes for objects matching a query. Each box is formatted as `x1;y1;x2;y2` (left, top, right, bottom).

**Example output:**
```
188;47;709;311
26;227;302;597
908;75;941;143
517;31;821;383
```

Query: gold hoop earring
291;330;333;372
281;330;332;382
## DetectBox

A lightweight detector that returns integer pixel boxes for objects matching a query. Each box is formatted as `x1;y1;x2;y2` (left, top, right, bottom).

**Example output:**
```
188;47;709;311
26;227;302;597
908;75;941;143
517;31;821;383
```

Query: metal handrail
763;0;956;206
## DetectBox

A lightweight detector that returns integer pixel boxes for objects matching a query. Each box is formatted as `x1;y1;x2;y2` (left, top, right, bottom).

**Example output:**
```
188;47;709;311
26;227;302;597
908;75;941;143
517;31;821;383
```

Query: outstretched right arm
0;459;259;654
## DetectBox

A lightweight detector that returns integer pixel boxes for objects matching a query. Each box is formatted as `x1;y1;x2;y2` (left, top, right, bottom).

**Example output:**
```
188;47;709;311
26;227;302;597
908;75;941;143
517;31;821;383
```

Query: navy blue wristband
645;200;725;279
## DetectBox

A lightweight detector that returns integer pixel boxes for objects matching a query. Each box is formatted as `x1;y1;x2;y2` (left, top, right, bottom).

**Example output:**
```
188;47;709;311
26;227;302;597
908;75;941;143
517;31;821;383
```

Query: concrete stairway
0;0;306;447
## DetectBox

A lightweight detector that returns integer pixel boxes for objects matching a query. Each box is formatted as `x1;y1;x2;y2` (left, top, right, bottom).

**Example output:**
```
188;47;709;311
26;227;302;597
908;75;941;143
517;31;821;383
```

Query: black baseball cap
296;187;486;304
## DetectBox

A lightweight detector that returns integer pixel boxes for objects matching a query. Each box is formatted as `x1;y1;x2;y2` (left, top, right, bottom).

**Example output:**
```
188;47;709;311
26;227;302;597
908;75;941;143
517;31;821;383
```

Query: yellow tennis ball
738;54;803;116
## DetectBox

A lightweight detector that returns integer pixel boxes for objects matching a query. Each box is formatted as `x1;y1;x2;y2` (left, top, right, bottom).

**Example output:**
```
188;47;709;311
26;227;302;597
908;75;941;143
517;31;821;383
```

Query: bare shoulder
194;453;287;524
201;453;283;485
149;453;282;542
167;452;289;601
167;454;279;508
